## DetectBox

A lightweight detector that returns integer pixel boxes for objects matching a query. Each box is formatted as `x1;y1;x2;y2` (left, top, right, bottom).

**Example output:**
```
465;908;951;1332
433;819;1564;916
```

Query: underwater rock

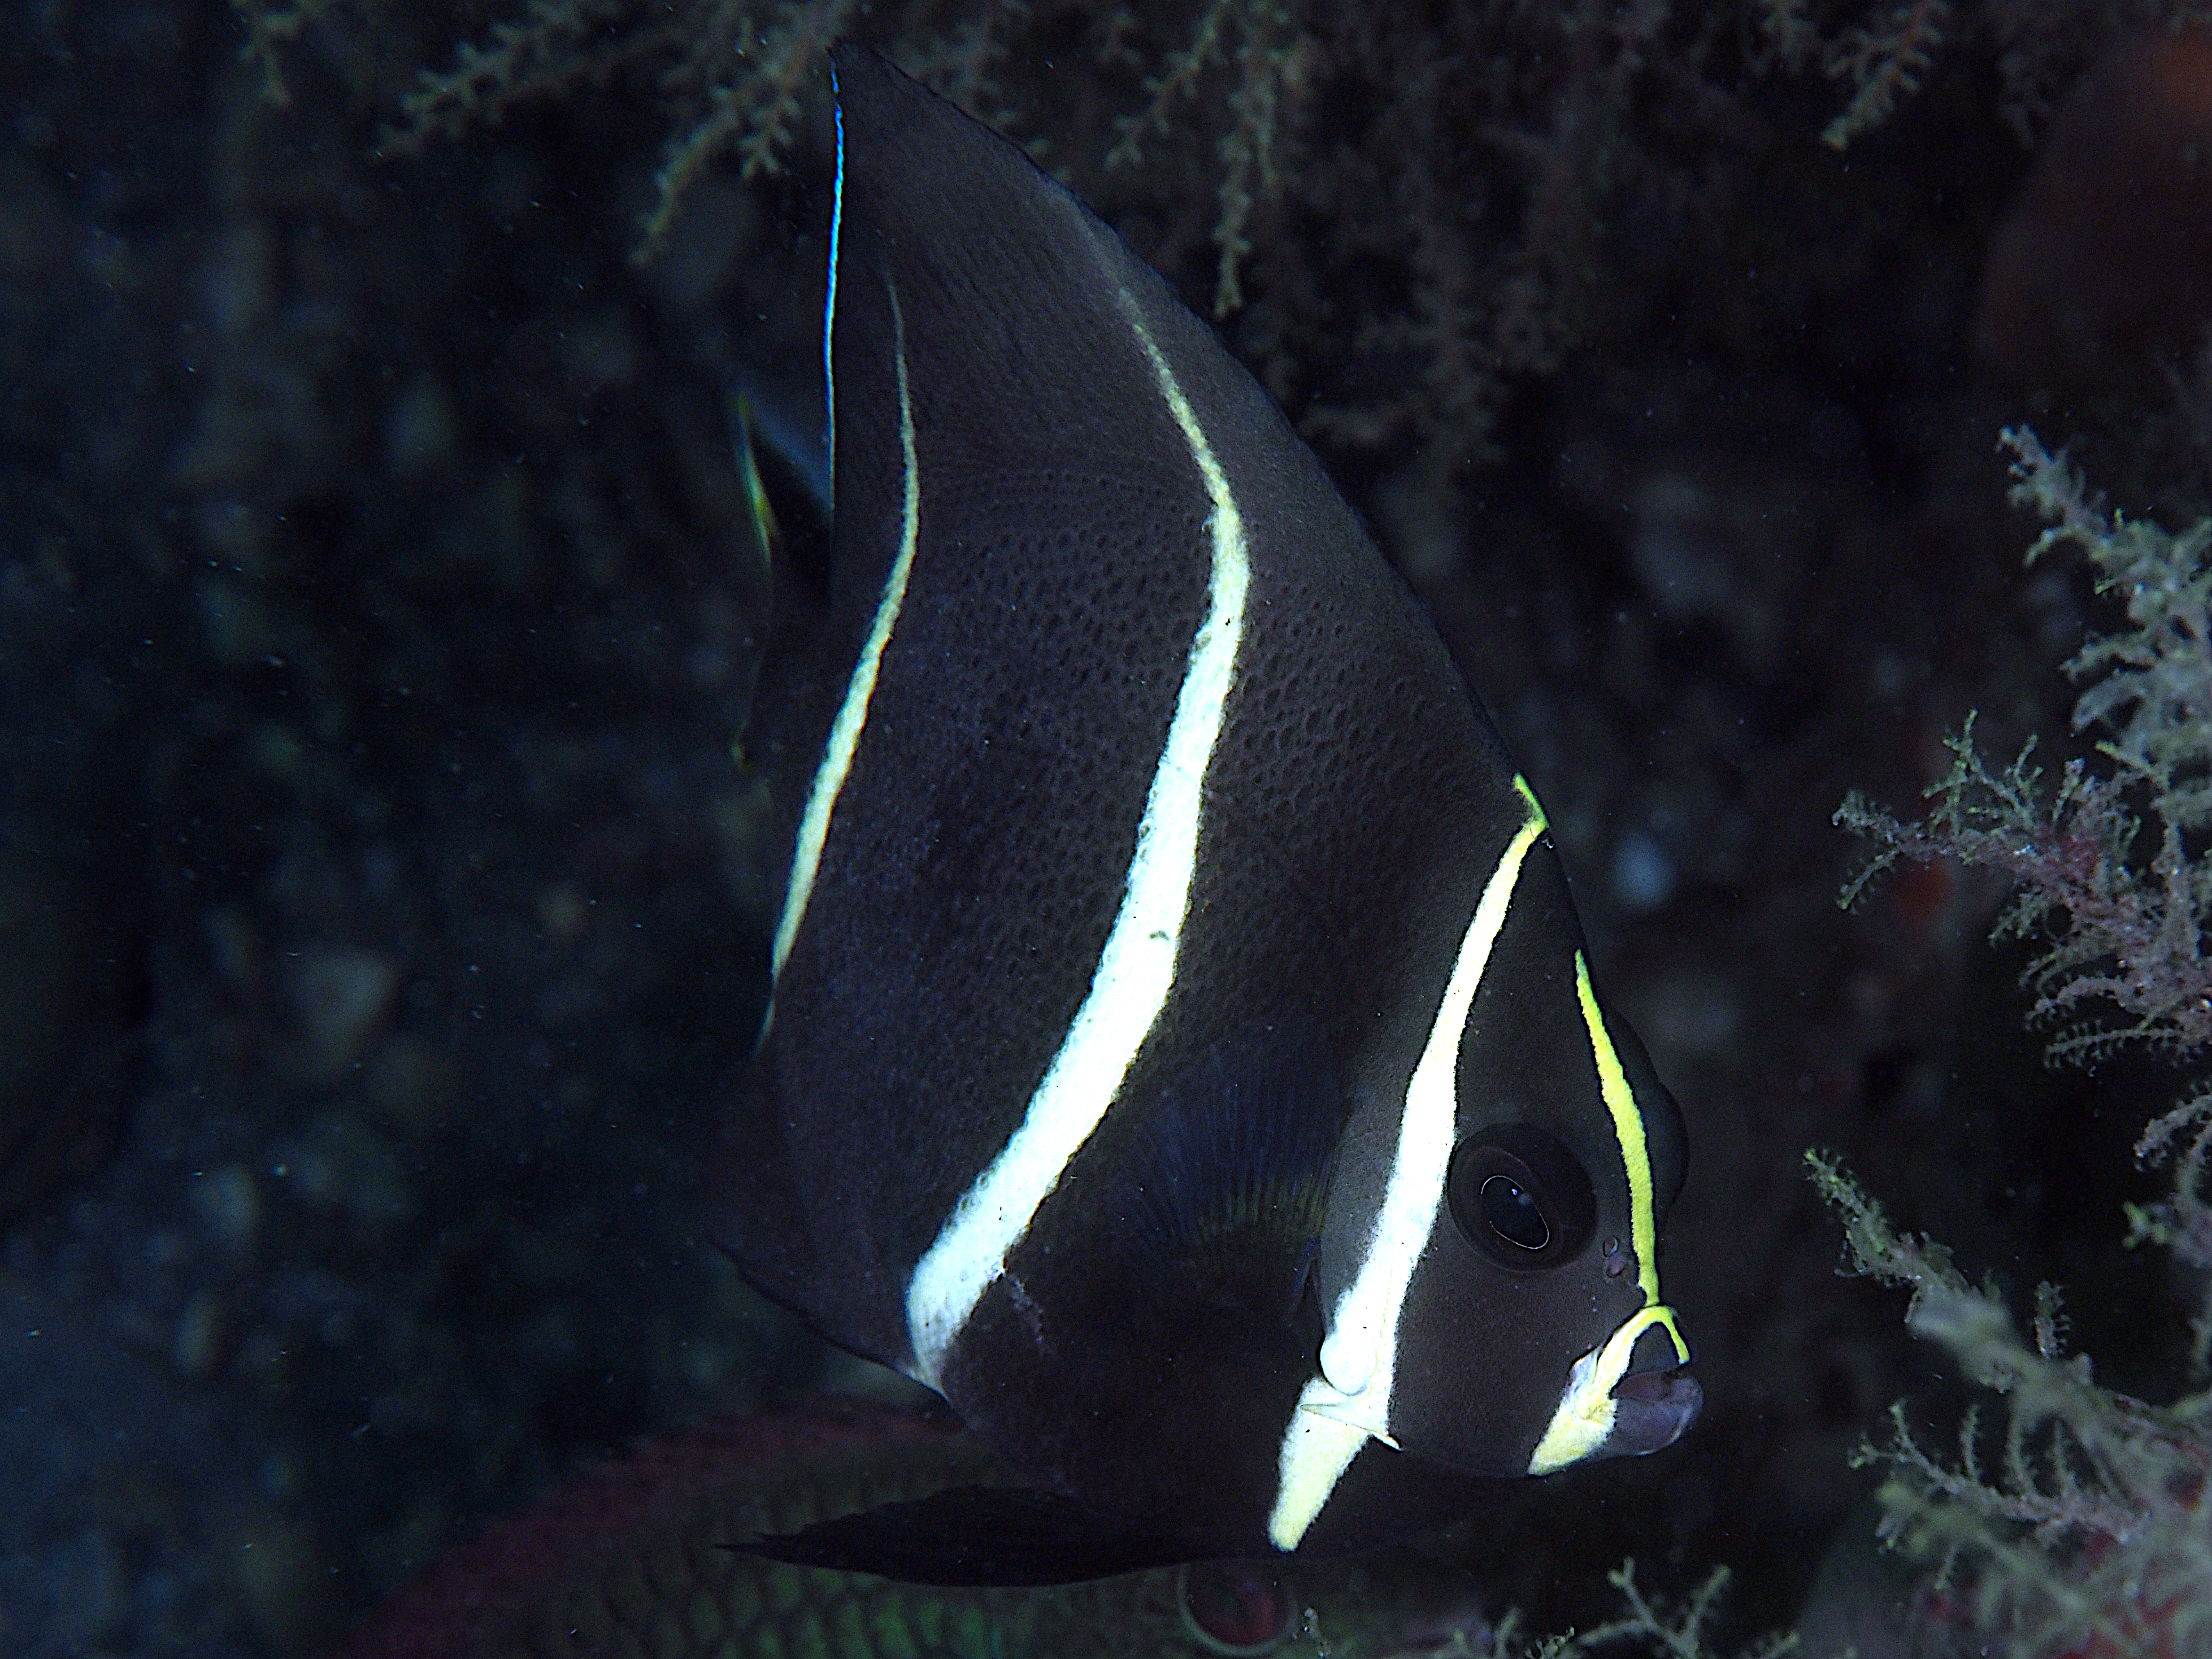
1975;27;2212;400
0;825;149;1230
283;944;401;1088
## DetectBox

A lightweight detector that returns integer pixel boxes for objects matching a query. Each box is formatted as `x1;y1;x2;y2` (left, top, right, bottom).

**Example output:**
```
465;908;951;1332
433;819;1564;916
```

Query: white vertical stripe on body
770;285;920;984
1266;787;1548;1548
1266;1409;1370;1553
905;293;1251;1388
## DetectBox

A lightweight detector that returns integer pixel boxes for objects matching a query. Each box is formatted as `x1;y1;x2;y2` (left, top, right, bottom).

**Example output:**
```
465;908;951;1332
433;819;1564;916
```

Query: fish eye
1480;1172;1549;1249
1448;1125;1596;1272
1177;1561;1295;1654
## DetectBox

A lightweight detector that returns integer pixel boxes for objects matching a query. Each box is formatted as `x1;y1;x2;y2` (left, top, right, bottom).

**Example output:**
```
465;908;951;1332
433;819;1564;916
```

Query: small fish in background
718;45;1700;1582
329;1401;1493;1659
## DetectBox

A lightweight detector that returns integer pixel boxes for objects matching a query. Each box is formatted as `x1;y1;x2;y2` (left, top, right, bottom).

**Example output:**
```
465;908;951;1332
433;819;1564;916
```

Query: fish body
716;45;1699;1579
331;1403;1489;1659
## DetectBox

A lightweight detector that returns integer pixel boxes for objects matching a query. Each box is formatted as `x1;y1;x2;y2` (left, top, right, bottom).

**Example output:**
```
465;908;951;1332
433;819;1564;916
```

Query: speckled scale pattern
726;36;1246;1366
484;1489;1474;1659
1151;550;1509;1052
753;456;1218;1310
520;1555;1035;1659
801;461;1212;1139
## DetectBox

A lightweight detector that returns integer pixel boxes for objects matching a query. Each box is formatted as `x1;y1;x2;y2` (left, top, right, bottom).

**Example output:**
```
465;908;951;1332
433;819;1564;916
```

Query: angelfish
715;44;1700;1584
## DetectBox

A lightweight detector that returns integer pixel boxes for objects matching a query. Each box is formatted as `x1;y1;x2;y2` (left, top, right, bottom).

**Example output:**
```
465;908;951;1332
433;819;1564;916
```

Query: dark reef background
5;2;2208;1654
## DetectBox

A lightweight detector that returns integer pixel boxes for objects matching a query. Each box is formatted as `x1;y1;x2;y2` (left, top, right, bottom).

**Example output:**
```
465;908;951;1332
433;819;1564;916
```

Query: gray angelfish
713;43;1700;1587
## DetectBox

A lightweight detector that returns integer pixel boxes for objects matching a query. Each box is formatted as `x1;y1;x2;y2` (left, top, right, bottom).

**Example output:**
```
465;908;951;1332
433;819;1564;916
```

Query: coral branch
1837;429;2212;1059
1819;0;1950;149
1813;1150;2212;1659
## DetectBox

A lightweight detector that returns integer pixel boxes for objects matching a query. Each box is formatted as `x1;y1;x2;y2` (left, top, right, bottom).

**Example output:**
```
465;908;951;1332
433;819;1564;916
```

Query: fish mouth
1528;1305;1697;1473
1603;1365;1702;1457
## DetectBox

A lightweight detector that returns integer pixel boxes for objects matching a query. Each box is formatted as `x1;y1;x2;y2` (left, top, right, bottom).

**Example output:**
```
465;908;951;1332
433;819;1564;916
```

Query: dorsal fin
823;42;1346;608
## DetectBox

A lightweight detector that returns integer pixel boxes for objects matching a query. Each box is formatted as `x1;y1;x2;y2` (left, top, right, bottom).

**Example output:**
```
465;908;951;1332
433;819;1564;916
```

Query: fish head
1310;831;1698;1485
1413;838;1695;1477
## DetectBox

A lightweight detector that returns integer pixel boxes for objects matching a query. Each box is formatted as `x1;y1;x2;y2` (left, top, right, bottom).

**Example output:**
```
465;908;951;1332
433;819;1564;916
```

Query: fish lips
1603;1363;1703;1457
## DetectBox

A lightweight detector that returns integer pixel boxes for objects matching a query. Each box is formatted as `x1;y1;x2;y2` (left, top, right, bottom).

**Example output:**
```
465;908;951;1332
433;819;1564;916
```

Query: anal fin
733;1483;1194;1586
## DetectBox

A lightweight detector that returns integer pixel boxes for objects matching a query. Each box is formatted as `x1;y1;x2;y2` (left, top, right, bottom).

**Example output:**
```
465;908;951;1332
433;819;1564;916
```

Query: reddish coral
332;1402;959;1659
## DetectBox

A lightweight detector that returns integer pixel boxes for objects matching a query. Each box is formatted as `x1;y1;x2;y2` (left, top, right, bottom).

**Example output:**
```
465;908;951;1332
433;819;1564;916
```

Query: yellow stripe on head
1526;938;1690;1476
1573;952;1660;1308
1527;1301;1689;1473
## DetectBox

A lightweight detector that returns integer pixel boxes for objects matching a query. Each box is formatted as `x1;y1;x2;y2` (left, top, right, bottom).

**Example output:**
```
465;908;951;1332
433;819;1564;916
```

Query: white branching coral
1819;0;1950;147
1453;1562;1796;1659
1105;0;1305;317
1828;432;2212;1658
387;0;1001;257
1755;1;2212;150
1809;1149;2212;1659
2010;427;2212;836
1837;431;2212;1059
